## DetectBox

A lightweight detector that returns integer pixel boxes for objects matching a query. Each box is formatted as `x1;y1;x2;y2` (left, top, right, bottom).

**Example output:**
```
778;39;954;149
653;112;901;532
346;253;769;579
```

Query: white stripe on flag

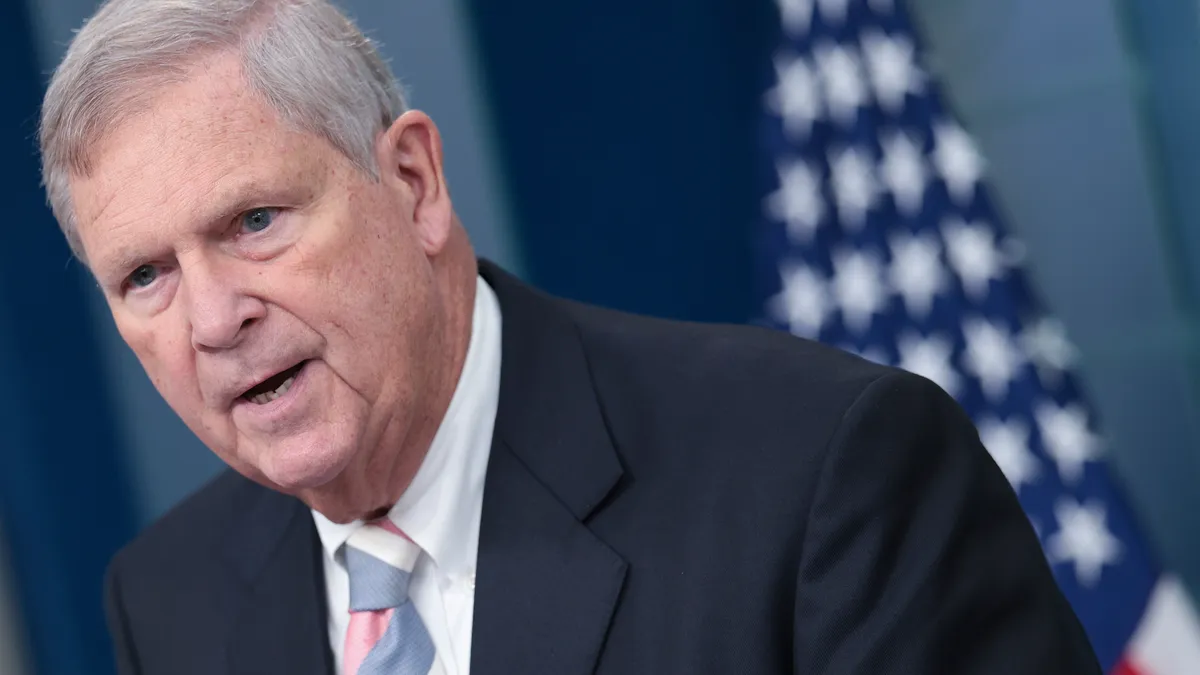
1128;576;1200;675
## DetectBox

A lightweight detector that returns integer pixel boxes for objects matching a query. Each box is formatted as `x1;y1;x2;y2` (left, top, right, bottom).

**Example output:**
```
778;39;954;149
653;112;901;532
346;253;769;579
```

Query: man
39;1;1101;673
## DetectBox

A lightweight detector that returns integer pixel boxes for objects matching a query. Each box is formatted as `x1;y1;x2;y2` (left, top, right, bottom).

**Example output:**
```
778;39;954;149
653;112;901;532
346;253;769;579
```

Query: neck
369;229;478;515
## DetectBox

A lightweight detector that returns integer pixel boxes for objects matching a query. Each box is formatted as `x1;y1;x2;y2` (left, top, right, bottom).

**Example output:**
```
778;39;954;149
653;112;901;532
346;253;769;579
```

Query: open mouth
241;361;308;405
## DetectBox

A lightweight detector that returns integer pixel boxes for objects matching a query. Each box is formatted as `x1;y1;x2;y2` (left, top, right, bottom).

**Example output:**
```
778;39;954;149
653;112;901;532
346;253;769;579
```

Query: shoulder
560;296;913;438
108;468;266;581
548;297;971;509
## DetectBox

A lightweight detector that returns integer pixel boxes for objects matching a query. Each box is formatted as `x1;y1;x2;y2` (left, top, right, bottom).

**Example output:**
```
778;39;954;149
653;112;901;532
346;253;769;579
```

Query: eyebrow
93;244;156;289
106;248;149;277
198;178;295;226
95;178;311;282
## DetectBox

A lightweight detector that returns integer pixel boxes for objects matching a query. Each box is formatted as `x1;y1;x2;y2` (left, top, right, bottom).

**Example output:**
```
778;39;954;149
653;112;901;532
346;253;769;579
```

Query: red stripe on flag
1111;656;1146;675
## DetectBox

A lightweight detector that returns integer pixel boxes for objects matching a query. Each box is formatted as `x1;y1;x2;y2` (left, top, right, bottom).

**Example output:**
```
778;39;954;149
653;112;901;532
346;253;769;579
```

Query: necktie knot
344;519;422;612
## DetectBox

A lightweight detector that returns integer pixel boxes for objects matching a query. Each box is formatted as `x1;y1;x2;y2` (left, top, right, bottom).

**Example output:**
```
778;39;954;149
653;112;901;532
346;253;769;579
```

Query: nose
181;259;267;351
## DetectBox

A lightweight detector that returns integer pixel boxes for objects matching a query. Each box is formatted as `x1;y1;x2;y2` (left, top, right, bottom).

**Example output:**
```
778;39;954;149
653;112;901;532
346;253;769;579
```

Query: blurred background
3;0;1200;673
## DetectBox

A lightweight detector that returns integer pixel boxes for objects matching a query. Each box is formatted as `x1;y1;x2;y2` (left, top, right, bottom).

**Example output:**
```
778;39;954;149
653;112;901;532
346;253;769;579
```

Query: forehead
71;53;337;268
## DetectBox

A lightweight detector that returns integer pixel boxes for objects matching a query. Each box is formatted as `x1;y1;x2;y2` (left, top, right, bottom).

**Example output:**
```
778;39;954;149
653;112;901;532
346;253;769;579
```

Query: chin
255;436;358;492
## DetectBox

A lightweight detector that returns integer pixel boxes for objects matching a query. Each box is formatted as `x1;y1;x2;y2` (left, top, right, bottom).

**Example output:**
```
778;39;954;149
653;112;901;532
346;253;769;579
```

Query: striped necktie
342;519;440;675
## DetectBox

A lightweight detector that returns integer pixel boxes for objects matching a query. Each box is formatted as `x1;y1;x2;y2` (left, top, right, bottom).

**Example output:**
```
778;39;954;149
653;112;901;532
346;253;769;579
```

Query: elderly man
39;1;1101;674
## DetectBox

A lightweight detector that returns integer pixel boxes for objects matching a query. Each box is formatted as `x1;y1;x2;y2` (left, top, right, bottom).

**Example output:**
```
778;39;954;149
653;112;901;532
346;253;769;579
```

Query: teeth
249;374;298;405
277;375;295;395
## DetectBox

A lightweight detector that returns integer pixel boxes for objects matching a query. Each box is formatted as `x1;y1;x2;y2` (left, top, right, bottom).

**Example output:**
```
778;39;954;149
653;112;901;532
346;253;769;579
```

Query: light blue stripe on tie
346;546;413;611
356;602;436;675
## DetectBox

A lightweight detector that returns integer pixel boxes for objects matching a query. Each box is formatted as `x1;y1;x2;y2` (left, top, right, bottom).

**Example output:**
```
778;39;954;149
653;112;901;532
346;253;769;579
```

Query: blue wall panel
462;0;778;323
0;1;136;673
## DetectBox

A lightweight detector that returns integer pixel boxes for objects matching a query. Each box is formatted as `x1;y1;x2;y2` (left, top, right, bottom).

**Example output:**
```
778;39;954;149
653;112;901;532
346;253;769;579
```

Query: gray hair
39;0;408;261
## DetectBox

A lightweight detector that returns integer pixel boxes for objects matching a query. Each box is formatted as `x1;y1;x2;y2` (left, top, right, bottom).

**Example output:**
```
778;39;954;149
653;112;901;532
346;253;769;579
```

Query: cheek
294;227;421;335
310;257;432;401
118;321;201;407
145;354;201;411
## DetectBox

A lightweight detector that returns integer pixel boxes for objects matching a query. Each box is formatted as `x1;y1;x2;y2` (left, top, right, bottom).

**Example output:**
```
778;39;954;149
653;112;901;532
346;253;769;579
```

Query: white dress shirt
311;275;501;675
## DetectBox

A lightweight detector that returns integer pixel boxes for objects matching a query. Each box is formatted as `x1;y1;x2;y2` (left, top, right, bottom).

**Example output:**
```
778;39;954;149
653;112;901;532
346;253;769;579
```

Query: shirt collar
312;274;502;576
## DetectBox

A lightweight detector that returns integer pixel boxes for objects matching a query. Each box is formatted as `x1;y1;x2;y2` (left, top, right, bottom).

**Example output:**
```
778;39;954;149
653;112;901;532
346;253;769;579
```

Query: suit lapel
223;485;333;675
472;262;629;675
472;443;627;675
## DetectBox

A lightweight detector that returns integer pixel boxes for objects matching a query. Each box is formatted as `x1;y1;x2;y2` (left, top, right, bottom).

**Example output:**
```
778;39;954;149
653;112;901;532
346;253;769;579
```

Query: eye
240;207;277;234
128;264;158;289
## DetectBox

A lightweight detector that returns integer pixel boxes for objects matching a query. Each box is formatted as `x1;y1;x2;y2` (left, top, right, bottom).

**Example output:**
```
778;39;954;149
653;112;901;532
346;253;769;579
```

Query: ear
375;110;453;256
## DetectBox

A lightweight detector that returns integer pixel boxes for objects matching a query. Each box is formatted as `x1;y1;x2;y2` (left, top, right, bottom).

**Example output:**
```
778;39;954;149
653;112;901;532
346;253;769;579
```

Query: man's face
71;53;456;520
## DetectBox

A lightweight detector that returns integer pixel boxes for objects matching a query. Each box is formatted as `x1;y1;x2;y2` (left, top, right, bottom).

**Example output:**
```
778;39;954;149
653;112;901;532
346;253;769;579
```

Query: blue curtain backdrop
0;1;136;674
461;0;778;323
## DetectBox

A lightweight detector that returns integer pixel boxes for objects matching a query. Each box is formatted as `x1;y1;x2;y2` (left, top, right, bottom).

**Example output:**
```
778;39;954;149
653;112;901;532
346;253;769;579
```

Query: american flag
754;1;1200;672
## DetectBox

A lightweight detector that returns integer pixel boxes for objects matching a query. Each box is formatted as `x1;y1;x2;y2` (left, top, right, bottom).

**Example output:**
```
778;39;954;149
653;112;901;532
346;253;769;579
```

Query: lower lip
234;361;312;424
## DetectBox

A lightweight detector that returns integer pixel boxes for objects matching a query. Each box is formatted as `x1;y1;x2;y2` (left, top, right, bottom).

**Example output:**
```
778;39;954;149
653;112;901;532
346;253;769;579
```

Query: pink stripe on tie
344;606;395;675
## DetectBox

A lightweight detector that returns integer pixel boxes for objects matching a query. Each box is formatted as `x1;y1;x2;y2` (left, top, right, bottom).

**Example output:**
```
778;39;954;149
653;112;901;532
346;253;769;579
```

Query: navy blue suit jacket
104;260;1102;674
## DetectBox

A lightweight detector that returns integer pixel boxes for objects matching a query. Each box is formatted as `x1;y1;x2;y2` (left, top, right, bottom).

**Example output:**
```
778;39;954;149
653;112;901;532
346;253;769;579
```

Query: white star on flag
775;0;814;37
766;53;823;140
766;159;825;241
816;0;852;24
859;29;926;115
1046;498;1123;587
829;145;879;229
831;248;888;334
1036;401;1102;484
976;416;1040;492
814;41;869;127
768;0;816;36
897;331;960;397
932;121;985;205
1020;317;1081;386
771;262;832;338
879;129;928;217
942;217;1006;301
962;317;1025;402
888;230;945;319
